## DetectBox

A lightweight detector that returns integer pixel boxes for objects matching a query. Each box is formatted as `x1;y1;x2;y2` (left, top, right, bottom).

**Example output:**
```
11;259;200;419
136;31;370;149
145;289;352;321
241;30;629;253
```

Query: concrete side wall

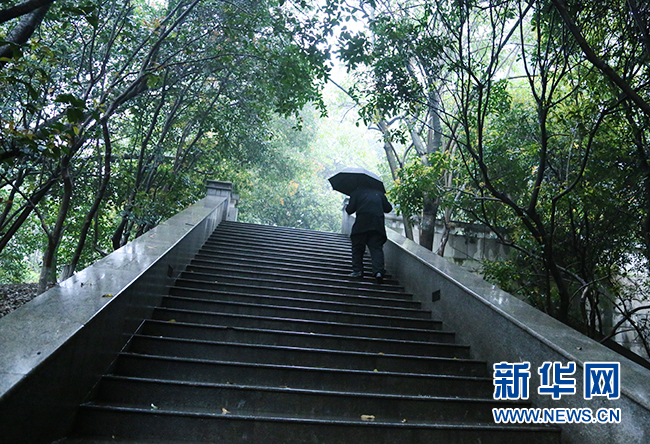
384;228;650;444
0;194;231;444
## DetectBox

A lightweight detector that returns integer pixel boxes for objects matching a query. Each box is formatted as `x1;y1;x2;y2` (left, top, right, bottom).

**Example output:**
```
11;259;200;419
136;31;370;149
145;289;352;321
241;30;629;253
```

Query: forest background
1;0;649;359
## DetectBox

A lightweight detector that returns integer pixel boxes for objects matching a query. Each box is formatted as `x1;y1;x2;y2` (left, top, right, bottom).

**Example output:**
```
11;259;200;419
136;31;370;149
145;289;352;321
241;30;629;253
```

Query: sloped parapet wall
384;228;650;444
0;189;234;444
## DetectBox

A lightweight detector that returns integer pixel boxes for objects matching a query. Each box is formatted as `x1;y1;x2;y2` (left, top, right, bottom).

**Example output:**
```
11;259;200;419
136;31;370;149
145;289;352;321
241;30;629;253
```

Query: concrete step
152;300;439;330
113;353;495;398
202;236;351;263
173;274;410;300
197;243;357;270
181;263;404;291
150;310;453;343
138;320;464;356
69;404;560;444
94;375;526;424
192;250;382;280
216;221;350;245
169;284;418;310
206;231;352;255
125;335;485;376
163;293;427;321
189;255;397;283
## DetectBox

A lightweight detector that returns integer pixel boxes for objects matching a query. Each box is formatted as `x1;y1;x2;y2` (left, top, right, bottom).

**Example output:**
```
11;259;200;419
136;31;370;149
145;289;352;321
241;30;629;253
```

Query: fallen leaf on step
102;294;114;298
150;403;158;410
361;415;375;421
378;352;384;355
222;408;230;415
373;369;378;372
402;419;408;423
168;319;176;323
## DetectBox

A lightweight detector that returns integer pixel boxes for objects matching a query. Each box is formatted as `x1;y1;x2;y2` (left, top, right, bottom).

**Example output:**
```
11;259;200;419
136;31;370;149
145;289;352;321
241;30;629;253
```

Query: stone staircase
58;221;560;443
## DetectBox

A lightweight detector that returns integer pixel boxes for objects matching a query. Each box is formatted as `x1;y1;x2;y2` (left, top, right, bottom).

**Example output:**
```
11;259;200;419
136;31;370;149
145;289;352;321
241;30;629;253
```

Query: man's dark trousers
350;231;386;275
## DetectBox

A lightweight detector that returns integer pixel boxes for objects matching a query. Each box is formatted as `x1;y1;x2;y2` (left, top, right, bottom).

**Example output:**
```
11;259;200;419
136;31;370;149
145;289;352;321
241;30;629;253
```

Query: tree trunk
0;0;54;25
378;119;414;241
111;216;128;250
436;221;450;257
38;161;73;293
436;207;454;257
408;85;443;251
0;3;52;66
420;195;439;250
64;120;113;278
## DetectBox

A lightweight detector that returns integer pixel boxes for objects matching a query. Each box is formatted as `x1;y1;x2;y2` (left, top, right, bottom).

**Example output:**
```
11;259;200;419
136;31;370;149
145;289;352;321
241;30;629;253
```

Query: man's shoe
375;272;384;284
349;271;363;278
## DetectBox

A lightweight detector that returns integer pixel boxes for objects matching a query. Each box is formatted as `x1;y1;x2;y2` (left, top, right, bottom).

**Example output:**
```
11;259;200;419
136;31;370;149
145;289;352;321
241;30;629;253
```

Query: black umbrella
328;167;386;196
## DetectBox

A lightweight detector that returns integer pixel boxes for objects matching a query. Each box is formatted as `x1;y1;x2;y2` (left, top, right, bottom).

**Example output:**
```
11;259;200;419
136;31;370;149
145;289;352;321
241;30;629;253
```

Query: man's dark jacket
346;186;393;240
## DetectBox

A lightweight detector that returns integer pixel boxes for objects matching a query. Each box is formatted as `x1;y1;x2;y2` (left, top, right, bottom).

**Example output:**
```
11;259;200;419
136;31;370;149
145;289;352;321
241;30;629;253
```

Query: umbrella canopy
328;167;386;196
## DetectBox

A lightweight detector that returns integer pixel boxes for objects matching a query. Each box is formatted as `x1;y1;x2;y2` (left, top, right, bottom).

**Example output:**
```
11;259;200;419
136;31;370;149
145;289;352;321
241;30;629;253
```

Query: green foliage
335;5;447;123
0;0;334;284
238;92;383;233
388;152;451;217
326;0;650;350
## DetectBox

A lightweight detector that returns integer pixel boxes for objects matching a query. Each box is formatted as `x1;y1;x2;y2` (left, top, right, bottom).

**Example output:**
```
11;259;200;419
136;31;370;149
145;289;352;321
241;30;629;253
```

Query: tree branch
0;3;52;66
0;0;54;25
551;0;650;117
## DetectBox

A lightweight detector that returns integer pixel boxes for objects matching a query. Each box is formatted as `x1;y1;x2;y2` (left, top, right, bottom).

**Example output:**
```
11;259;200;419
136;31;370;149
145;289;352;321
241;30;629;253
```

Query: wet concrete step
94;375;524;424
203;236;351;262
69;404;560;444
152;299;438;330
163;292;427;320
173;274;410;300
126;335;484;376
216;221;350;245
188;255;400;284
151;309;453;343
206;231;352;255
197;243;357;271
192;249;377;278
181;264;404;291
139;320;463;356
218;219;347;236
169;285;418;310
113;353;495;398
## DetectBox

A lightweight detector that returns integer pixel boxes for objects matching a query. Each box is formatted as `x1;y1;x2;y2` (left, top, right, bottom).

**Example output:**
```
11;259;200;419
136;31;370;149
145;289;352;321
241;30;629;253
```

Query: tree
1;0;331;290
328;0;650;355
333;0;464;251
549;0;650;268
